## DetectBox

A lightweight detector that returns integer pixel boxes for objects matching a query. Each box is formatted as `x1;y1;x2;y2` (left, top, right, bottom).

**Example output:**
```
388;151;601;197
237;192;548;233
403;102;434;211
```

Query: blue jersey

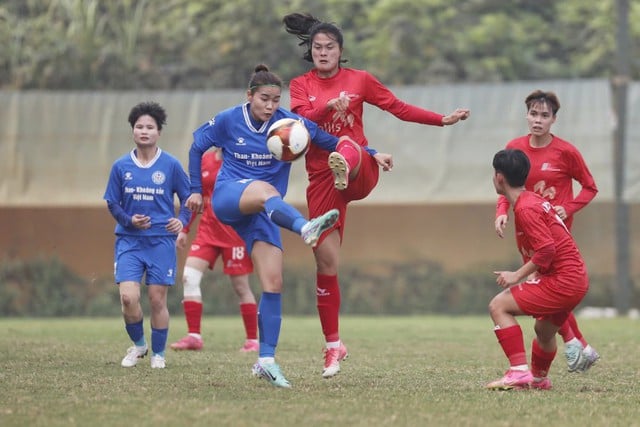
188;104;338;197
104;148;191;237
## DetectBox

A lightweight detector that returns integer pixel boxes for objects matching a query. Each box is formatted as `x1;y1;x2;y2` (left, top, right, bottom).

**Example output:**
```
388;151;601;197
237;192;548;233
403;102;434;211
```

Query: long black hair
282;12;347;64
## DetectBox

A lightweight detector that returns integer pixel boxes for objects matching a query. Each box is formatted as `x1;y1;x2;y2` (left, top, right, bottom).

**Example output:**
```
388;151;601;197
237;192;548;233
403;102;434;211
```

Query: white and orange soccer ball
266;118;311;162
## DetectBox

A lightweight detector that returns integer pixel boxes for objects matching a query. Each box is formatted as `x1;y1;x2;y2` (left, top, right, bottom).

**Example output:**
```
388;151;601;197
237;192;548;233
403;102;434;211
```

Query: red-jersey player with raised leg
283;12;470;378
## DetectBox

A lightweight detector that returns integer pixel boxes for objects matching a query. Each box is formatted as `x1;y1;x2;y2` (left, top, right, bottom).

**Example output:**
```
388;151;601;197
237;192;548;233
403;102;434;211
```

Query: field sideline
1;315;638;427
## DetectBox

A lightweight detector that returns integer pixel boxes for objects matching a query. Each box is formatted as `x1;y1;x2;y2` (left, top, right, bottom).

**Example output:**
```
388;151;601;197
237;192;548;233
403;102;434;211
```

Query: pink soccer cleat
486;369;534;390
170;335;203;351
328;152;350;190
531;377;553;390
240;339;259;353
322;342;349;378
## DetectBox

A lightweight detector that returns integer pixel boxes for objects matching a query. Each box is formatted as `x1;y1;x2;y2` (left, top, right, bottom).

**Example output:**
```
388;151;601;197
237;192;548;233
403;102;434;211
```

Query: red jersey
184;151;244;248
514;191;587;291
496;135;597;230
289;67;444;177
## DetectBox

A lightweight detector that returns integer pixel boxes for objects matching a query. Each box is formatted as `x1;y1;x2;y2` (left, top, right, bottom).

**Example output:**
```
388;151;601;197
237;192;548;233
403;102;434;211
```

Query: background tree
0;0;638;89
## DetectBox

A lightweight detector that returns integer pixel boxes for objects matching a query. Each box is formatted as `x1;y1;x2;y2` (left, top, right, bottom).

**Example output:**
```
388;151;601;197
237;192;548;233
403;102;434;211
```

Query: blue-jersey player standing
104;101;191;369
187;64;371;388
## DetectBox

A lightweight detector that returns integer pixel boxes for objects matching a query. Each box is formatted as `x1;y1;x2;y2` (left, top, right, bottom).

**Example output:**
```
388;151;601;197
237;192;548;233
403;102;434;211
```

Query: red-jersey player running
494;90;599;372
171;149;258;353
283;12;470;378
487;148;589;390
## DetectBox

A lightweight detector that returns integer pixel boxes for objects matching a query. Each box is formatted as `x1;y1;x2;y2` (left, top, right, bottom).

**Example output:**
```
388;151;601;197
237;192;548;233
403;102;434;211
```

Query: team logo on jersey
236;137;246;146
124;172;133;181
152;171;166;185
541;162;562;172
308;95;316;102
208;117;216;126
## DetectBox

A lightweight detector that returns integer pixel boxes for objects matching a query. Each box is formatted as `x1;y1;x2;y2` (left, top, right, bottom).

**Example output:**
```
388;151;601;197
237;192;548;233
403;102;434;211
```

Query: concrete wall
1;203;637;283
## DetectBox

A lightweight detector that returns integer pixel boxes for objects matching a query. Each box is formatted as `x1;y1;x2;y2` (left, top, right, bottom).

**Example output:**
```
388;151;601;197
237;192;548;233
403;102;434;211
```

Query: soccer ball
266;118;310;162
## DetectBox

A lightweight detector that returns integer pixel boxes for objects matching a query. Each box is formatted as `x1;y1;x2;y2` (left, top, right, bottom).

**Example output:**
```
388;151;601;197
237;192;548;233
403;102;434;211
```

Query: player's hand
553;205;567;221
131;214;151;230
374;152;393;172
327;92;350;113
493;270;519;289
176;231;188;250
166;218;183;234
442;108;470;125
495;214;508;238
186;193;203;213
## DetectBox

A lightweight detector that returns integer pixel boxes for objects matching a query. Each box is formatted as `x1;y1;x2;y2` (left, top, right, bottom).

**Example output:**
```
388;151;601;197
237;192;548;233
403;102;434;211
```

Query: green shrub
0;257;635;317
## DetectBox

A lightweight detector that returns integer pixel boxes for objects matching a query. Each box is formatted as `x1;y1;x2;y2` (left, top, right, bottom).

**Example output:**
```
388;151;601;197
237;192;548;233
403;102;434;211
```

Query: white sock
326;340;341;349
259;357;275;364
566;337;581;347
510;364;529;371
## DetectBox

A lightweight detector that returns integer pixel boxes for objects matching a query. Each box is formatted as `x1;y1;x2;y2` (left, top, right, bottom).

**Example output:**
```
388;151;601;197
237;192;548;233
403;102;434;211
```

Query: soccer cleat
328;152;350;190
240;339;259;353
485;369;534;390
170;335;203;351
565;342;586;372
252;361;291;388
322;343;349;378
301;209;340;247
150;354;166;369
531;377;553;390
121;345;148;368
576;346;600;373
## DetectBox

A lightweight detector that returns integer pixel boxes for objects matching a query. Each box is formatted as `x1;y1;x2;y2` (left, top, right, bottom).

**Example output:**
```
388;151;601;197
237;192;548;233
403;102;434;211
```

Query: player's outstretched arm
442;108;470;125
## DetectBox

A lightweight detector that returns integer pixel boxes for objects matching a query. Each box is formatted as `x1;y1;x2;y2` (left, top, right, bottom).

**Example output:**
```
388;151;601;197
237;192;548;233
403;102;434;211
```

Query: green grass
0;316;638;427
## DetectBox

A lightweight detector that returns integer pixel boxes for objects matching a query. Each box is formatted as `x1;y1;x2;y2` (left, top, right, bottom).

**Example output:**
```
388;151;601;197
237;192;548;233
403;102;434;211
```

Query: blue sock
151;327;168;356
264;196;306;233
125;319;145;346
257;292;282;358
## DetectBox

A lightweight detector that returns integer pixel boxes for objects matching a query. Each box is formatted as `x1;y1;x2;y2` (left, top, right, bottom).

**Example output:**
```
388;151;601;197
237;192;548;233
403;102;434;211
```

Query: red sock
531;338;556;378
557;318;576;343
494;325;527;367
240;303;258;340
337;140;361;172
183;300;203;334
565;312;587;347
316;274;341;342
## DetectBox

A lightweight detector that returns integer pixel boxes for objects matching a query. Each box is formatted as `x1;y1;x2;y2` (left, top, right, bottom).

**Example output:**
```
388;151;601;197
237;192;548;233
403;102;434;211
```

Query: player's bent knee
183;266;203;298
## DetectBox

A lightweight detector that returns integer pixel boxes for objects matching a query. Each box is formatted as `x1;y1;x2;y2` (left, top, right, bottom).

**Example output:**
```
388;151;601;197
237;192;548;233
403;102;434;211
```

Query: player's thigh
144;237;177;285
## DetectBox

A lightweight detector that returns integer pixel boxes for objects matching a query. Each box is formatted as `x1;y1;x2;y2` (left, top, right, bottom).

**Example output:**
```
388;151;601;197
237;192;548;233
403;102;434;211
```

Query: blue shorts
114;235;177;285
213;179;282;254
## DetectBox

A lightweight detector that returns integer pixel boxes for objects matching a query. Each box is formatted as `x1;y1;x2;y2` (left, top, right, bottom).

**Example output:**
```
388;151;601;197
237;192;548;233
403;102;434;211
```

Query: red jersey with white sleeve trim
496;135;597;230
514;191;587;292
290;67;444;177
184;151;244;248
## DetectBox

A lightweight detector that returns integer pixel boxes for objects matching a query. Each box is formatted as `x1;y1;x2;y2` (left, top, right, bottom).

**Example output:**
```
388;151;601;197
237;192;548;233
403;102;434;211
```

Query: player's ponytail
283;12;347;64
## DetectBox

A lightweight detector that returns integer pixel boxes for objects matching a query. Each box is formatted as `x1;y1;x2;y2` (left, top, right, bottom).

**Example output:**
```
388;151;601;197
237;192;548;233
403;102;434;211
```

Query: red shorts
510;275;588;326
307;155;379;245
189;235;253;275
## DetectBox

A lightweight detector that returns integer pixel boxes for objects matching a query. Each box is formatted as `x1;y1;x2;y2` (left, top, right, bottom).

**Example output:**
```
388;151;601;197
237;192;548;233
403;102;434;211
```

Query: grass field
1;315;638;427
